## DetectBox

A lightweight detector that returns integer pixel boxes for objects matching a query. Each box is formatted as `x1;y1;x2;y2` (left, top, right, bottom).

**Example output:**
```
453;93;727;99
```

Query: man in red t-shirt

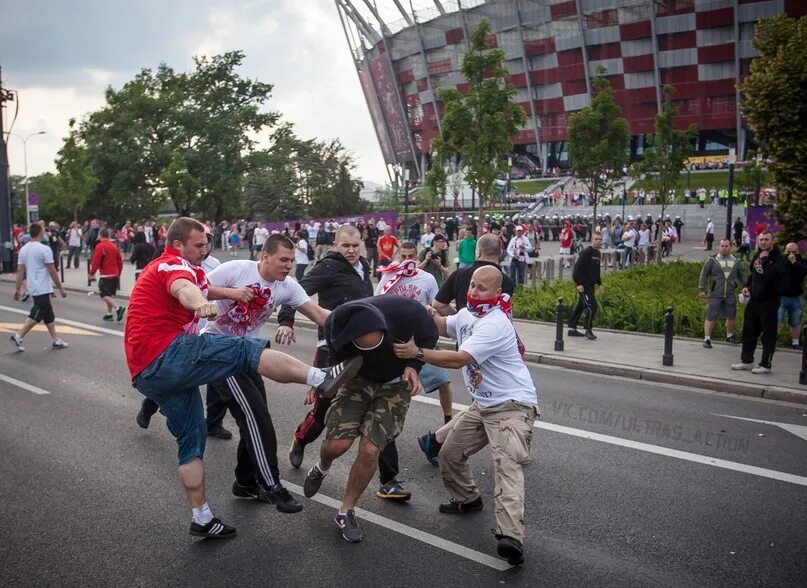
125;217;361;539
88;229;125;322
376;226;399;273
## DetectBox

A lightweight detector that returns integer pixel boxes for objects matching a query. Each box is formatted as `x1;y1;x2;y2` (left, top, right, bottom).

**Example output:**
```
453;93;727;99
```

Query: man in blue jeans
124;217;360;539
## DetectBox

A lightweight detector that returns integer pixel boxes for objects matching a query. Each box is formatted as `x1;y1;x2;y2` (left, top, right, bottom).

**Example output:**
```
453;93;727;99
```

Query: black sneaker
208;424;233;440
289;438;305;469
567;329;584;337
703;339;713;349
103;314;114;322
316;356;363;399
136;407;151;429
334;509;363;543
116;305;126;322
21;292;30;302
189;517;236;539
262;484;303;514
585;330;597;340
438;496;483;514
726;334;739;344
417;432;441;466
303;464;327;498
376;480;411;501
496;535;525;565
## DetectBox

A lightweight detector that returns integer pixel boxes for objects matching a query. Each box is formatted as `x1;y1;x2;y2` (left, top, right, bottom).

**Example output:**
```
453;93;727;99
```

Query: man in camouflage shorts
302;296;438;543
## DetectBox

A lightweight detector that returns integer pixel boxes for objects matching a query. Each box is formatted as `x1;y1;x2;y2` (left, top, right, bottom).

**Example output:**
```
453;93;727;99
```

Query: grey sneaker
52;339;69;349
730;362;753;370
289;438;305;469
751;365;771;374
10;334;24;352
703;339;712;349
334;509;363;543
303;464;327;498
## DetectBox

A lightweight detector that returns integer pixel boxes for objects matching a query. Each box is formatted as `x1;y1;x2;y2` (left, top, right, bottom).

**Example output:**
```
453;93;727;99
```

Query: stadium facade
336;0;805;182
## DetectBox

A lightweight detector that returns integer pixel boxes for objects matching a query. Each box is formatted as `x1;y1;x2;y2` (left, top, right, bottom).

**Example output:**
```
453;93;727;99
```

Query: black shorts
98;277;120;297
29;294;55;324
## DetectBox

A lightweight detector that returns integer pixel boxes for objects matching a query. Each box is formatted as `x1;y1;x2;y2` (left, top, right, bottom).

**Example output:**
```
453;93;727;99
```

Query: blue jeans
509;259;526;285
778;295;803;327
133;334;265;465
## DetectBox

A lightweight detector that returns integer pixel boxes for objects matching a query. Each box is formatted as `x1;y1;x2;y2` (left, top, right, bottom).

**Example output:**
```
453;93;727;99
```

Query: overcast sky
0;0;392;186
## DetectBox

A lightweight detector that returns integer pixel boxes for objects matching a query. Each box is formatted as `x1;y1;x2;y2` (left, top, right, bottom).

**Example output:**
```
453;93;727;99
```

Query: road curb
3;275;804;404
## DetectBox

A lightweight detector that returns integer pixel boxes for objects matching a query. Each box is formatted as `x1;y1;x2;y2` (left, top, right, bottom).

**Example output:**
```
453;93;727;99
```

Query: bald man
394;266;539;566
779;242;807;349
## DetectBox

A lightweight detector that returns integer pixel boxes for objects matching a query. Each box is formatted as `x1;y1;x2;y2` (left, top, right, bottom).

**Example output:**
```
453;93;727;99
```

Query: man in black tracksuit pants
732;231;788;374
278;226;413;500
568;230;603;340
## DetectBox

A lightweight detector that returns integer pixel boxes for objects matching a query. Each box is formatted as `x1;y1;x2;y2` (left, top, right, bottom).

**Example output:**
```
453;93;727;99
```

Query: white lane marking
0;305;123;337
413;396;807;487
714;413;807;443
282;481;511;571
0;373;51;395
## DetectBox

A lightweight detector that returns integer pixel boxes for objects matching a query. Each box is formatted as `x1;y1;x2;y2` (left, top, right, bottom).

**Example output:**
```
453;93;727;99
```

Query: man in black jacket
568;230;603;340
731;232;788;374
779;242;807;349
278;225;374;460
301;296;438;543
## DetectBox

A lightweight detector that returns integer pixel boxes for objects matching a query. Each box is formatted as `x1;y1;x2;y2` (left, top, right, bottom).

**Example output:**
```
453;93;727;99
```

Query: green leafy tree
430;19;527;220
26;173;60;224
53;118;98;223
739;14;807;243
735;149;770;205
567;69;630;221
422;163;447;212
632;90;696;260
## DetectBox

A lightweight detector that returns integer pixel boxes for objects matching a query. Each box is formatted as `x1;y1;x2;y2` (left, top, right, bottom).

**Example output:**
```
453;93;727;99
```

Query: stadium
336;0;805;183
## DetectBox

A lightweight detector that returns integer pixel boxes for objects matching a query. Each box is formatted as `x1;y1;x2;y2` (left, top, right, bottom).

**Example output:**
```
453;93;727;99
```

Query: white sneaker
751;365;771;374
10;334;24;352
730;362;753;370
52;339;69;349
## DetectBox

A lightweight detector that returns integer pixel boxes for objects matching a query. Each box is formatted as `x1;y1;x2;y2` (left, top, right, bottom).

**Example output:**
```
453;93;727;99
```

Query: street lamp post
11;131;46;226
725;147;736;241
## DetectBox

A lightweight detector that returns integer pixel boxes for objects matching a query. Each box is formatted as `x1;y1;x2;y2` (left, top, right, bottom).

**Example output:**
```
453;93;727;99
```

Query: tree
429;19;527;221
735;150;770;205
422;163;447;212
739;14;807;243
632;89;696;261
567;69;630;221
53;118;98;223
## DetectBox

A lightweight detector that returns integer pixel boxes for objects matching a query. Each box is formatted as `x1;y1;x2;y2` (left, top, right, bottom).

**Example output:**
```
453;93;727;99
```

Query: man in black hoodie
568;230;603;340
302;296;438;543
731;232;788;374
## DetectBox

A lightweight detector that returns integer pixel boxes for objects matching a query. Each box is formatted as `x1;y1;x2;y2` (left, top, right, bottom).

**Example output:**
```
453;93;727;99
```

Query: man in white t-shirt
420;225;435;250
294;231;310;281
202;234;331;513
11;222;69;352
375;242;454;429
252;222;269;260
393;266;538;566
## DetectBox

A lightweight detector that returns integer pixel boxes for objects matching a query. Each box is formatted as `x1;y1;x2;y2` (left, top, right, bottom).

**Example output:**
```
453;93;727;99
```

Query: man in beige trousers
394;266;538;566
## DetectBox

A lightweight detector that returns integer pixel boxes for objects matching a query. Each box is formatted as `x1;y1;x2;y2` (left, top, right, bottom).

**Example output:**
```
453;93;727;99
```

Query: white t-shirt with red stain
446;307;537;408
124;247;209;379
374;269;438;306
203;260;309;337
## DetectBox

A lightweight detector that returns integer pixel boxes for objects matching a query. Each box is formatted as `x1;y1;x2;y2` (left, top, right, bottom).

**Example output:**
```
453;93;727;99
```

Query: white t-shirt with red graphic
203;260;309;337
446;307;537;408
374;269;438;306
124;247;209;379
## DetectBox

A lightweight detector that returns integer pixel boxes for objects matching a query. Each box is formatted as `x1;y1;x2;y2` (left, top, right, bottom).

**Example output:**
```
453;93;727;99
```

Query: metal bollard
800;323;806;386
60;255;65;284
86;257;91;287
662;306;674;366
554;297;565;351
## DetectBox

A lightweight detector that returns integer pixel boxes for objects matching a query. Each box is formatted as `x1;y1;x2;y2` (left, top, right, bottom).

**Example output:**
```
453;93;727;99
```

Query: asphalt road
0;282;805;587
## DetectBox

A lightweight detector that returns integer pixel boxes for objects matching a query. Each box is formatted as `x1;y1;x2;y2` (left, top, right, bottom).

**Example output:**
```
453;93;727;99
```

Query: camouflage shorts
324;376;411;450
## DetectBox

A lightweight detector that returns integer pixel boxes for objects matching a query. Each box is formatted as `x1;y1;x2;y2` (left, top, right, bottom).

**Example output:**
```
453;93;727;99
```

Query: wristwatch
415;347;425;361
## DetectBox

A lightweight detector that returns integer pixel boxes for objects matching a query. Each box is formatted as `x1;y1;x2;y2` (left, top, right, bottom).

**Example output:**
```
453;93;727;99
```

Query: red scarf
231;284;270;323
466;292;526;357
379;259;418;294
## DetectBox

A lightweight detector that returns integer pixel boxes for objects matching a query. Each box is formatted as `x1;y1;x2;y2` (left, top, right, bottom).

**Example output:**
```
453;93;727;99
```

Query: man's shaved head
472;265;502;290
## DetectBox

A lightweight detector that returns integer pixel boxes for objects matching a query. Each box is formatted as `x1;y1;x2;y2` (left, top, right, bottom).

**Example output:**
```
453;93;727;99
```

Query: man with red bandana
202;234;331;514
394;265;538;566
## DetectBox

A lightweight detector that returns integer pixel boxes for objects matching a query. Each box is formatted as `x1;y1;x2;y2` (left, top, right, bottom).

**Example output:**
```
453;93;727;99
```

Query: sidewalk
15;249;805;405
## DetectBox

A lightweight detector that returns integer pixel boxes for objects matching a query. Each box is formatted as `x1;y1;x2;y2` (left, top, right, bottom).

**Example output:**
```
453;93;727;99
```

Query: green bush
513;261;792;344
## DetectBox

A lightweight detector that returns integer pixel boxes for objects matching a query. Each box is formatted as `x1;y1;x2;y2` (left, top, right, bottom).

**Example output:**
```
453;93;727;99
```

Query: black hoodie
746;246;787;302
326;296;439;383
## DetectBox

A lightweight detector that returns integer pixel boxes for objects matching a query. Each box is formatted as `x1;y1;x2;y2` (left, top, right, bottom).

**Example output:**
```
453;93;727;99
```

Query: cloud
1;0;386;184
